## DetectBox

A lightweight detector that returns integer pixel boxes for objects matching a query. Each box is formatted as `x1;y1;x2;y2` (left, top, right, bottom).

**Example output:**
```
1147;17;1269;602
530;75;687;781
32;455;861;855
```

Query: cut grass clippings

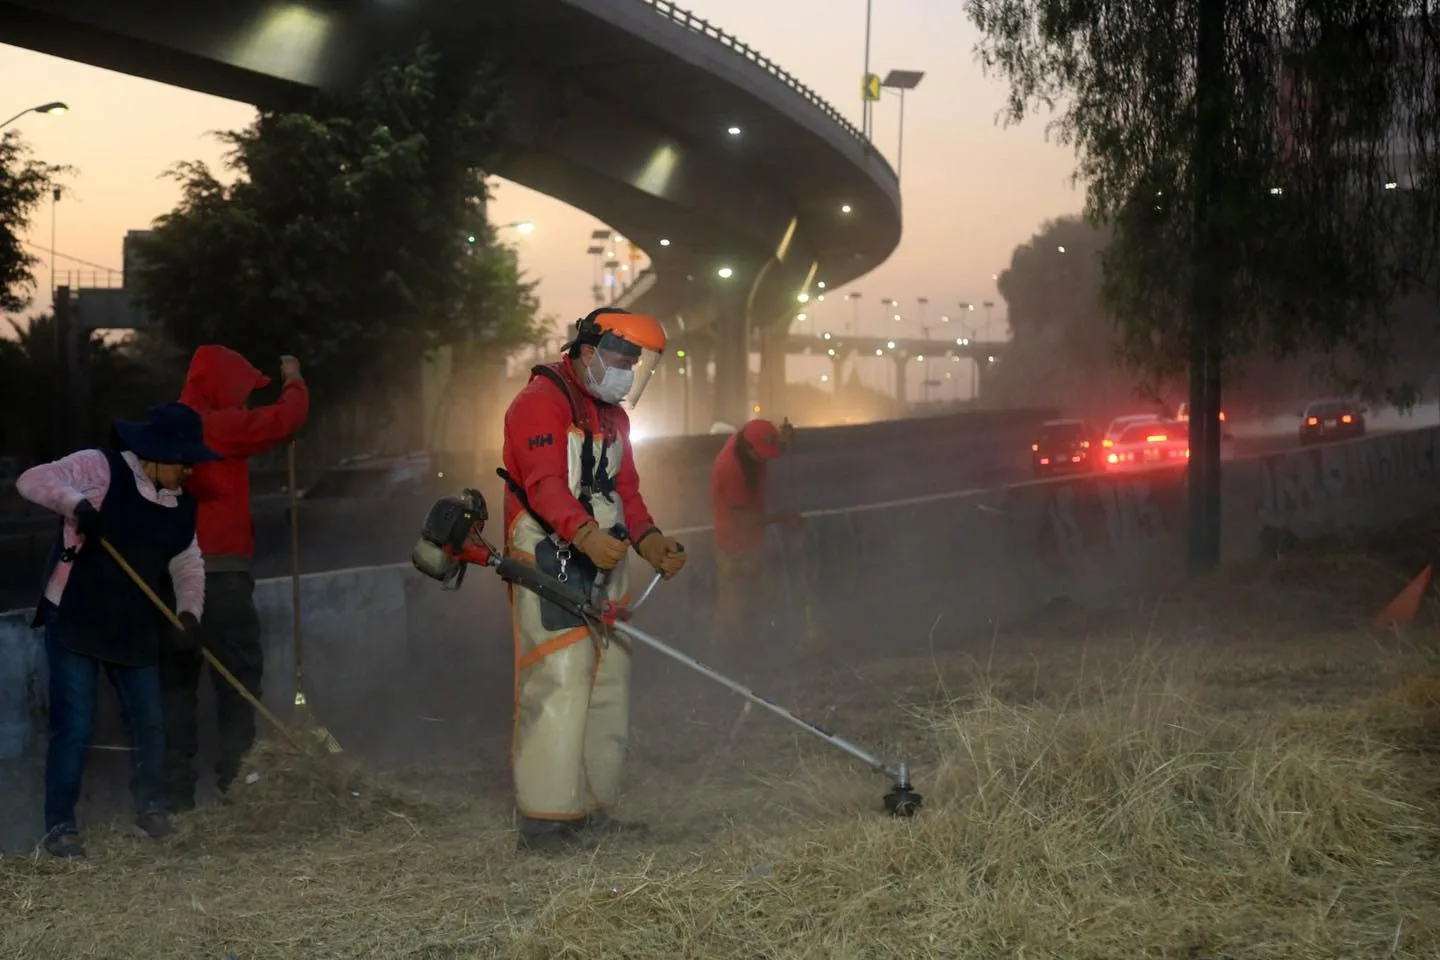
6;511;1440;959
3;659;1439;959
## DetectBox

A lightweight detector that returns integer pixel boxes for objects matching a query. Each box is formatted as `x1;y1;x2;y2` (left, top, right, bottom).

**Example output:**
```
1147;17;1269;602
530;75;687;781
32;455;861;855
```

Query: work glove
573;522;628;571
73;500;105;539
636;530;687;580
167;612;201;653
280;354;303;382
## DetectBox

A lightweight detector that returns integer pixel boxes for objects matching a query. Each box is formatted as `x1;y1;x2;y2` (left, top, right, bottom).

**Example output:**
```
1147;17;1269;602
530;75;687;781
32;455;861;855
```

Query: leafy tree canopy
0;132;70;314
133;40;543;407
0;315;169;462
966;0;1440;399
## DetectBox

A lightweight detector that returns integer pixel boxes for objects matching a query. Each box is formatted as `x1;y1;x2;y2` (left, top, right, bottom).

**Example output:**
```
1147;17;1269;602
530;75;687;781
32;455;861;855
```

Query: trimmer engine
411;488;491;589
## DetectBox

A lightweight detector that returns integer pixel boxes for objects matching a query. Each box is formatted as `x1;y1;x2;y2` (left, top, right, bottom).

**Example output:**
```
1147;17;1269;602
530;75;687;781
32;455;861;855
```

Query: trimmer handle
591;523;629;603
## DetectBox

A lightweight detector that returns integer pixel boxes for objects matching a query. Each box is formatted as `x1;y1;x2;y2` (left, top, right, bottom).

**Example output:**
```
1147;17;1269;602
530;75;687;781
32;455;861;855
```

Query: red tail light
1341;414;1353;423
1305;416;1319;426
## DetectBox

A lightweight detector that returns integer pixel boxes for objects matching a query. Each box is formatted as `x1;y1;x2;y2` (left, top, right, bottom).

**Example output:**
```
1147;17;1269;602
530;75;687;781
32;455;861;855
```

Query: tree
0;132;70;313
132;40;544;417
0;316;168;462
967;0;1440;570
966;0;1440;398
989;216;1131;414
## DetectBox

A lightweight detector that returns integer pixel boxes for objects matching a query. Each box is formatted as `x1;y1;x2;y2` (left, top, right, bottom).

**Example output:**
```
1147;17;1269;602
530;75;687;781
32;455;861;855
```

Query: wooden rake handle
98;537;303;749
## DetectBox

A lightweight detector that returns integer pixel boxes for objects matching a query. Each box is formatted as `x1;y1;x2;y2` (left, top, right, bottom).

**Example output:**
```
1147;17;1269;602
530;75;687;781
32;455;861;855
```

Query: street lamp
982;300;996;341
845;291;862;333
880;70;925;181
0;101;68;130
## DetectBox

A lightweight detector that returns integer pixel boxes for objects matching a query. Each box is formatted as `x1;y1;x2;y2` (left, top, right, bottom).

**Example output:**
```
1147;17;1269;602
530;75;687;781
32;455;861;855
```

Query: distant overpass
657;325;1011;417
0;0;903;425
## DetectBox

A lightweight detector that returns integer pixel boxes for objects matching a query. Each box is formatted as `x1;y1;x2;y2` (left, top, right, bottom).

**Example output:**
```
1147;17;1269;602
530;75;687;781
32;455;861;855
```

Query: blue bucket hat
112;402;220;465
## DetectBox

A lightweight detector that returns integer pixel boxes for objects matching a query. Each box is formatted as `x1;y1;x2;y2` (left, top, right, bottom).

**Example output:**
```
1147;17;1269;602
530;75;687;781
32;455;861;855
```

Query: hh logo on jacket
528;433;554;450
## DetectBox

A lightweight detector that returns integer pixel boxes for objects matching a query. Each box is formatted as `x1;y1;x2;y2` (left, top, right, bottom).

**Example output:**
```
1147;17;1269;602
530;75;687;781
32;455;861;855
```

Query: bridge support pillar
974;355;995;405
757;321;787;420
678;339;712;434
892;353;909;411
712;311;750;429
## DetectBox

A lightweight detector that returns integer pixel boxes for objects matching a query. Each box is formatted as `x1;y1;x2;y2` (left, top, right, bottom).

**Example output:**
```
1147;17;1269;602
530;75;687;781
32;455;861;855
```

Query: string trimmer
409;488;923;818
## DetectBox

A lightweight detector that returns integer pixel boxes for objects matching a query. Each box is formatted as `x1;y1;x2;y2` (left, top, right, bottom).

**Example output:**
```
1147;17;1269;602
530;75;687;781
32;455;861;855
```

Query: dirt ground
3;520;1440;959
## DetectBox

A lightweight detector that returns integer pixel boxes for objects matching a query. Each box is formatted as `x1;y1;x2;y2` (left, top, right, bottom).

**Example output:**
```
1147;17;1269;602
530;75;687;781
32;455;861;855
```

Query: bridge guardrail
637;0;896;182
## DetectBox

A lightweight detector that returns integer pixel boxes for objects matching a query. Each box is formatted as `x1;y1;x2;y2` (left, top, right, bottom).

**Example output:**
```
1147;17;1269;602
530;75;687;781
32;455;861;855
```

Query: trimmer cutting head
882;762;923;818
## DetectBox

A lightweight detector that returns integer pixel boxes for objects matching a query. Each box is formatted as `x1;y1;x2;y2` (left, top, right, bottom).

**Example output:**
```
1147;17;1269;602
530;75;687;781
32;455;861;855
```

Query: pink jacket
16;449;206;619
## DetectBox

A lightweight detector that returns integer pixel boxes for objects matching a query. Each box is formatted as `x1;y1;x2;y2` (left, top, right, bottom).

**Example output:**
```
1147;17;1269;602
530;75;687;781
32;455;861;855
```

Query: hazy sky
1;0;1082;397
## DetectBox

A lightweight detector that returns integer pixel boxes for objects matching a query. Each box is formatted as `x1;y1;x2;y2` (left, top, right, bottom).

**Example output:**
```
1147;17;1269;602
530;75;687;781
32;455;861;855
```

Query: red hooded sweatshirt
178;345;310;566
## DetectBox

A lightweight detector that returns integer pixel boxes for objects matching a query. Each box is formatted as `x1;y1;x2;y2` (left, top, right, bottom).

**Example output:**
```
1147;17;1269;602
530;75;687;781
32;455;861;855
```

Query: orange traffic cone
1375;563;1435;628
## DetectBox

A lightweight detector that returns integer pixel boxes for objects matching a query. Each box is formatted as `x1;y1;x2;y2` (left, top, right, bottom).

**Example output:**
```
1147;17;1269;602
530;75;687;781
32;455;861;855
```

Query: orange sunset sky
2;0;1082;396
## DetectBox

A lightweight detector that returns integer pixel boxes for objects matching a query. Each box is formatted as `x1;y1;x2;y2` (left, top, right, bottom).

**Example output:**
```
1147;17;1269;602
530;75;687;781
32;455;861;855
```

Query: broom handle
98;537;301;748
287;440;303;685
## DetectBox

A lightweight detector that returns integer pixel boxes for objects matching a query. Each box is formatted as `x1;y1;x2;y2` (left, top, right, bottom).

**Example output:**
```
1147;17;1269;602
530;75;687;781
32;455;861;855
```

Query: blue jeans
43;603;167;834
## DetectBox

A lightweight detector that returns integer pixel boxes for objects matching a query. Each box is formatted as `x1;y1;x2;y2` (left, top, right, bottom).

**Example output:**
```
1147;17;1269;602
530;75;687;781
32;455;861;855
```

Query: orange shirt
711;434;767;555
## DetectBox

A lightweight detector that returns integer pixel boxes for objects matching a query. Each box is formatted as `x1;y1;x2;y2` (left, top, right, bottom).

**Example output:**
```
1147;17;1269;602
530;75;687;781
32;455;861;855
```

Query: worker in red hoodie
161;345;309;810
709;418;800;673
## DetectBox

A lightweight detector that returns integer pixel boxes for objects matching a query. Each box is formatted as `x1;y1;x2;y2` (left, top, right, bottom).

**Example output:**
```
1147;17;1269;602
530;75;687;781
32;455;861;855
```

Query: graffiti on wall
1257;428;1438;528
1009;471;1184;602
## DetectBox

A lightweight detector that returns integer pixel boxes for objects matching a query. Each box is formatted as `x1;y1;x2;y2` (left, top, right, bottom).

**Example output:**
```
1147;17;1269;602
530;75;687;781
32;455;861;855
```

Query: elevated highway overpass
652;329;1014;421
0;0;903;425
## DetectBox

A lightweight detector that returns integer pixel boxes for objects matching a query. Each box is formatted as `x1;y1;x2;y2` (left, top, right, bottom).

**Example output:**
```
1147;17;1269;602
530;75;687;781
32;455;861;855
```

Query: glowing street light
717;266;734;279
0;101;68;130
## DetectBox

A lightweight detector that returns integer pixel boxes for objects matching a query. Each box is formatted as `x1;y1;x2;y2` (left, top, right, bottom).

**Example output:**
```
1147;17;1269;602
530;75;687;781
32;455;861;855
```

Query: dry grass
4;537;1440;958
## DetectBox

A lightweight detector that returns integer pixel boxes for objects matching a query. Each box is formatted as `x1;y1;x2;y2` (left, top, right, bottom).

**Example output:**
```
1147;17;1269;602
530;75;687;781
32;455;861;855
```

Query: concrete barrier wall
0;409;1060;609
3;424;1436;852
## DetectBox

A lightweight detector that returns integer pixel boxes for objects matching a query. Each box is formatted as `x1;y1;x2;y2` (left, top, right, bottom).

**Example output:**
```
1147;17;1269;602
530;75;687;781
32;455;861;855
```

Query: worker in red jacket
162;345;309;811
499;307;686;853
710;418;800;672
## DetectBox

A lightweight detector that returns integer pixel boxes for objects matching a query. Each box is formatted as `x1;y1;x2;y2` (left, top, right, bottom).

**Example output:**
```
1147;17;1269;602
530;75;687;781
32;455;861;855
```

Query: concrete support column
757;321;788;420
712;308;750;429
679;338;712;434
975;355;994;406
892;354;909;411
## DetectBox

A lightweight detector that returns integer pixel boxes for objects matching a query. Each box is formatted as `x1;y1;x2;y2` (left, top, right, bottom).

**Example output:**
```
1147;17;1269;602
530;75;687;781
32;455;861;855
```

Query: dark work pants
42;604;166;834
160;571;264;805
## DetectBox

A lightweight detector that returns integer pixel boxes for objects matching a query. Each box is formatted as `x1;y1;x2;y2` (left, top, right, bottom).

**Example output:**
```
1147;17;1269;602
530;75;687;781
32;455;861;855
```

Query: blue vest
37;448;197;667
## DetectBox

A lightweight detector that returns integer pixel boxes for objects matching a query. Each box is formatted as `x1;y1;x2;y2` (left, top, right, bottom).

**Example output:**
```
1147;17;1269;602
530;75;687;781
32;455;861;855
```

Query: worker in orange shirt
709;418;800;674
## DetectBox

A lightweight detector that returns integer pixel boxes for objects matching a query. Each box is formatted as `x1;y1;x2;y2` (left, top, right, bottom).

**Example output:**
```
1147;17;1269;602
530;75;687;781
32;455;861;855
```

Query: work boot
515;816;598;854
136;810;174;840
583;810;649;836
42;826;85;860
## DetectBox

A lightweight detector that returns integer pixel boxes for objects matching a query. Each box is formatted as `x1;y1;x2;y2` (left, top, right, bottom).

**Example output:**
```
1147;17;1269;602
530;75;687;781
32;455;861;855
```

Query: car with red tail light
1101;419;1190;472
1031;419;1098;477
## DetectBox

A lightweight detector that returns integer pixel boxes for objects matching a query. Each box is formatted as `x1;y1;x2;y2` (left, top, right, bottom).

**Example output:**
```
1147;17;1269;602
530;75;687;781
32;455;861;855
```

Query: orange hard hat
570;307;667;354
740;418;782;460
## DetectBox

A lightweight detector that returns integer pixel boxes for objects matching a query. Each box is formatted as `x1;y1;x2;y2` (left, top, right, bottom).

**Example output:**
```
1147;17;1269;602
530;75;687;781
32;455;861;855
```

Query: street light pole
880;72;925;181
0;101;68;131
863;0;873;138
846;291;862;333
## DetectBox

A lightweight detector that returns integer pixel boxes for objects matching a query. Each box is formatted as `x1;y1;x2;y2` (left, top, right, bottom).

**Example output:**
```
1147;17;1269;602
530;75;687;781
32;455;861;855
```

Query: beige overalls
506;415;633;822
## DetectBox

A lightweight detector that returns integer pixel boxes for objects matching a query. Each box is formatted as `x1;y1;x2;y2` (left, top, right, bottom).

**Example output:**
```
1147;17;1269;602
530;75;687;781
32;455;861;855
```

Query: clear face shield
585;330;662;409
